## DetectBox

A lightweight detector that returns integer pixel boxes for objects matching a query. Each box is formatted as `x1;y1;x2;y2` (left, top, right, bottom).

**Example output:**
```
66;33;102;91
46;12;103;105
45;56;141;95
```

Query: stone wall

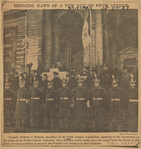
26;10;43;72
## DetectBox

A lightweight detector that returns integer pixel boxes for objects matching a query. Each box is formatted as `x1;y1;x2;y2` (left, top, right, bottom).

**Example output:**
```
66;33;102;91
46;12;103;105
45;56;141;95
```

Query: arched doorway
53;10;84;72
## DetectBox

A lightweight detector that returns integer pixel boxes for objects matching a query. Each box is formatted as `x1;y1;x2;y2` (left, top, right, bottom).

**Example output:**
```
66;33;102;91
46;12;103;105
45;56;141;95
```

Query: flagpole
97;51;101;77
25;18;27;72
90;9;92;70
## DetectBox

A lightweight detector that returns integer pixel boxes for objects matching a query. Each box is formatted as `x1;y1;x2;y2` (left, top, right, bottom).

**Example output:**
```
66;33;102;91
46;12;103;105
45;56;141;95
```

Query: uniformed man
89;75;108;132
100;64;112;91
56;60;61;70
41;74;48;92
80;68;88;76
72;78;88;132
8;69;15;90
15;79;30;132
120;67;131;92
65;74;76;130
43;81;56;130
4;79;16;127
29;76;33;88
66;74;70;84
51;71;62;91
41;74;48;104
83;69;95;90
108;76;123;132
113;66;122;86
13;71;19;91
23;72;30;89
19;74;23;81
67;72;78;91
30;78;43;129
57;79;72;131
71;68;77;75
125;76;138;132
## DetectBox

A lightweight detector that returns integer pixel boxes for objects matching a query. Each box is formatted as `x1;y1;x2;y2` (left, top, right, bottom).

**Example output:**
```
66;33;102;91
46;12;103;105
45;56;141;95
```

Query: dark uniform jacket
113;68;122;85
67;77;78;91
52;77;62;91
13;76;19;91
41;80;48;92
125;87;138;131
41;80;48;104
8;75;14;90
30;87;43;119
57;87;72;118
89;85;108;121
83;75;94;90
15;87;30;119
4;88;16;125
24;77;30;89
100;69;112;91
44;88;56;118
120;72;131;91
72;86;88;119
108;86;123;123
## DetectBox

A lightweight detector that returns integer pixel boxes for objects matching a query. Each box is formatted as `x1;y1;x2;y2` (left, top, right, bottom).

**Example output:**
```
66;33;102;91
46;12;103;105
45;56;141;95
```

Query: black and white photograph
3;6;138;134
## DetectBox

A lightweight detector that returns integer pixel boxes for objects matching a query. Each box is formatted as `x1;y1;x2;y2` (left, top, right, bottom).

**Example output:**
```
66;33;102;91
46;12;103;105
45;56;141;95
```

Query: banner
82;11;91;68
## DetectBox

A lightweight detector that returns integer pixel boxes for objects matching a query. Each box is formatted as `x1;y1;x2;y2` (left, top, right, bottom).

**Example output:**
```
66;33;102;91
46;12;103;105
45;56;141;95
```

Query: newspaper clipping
1;0;140;148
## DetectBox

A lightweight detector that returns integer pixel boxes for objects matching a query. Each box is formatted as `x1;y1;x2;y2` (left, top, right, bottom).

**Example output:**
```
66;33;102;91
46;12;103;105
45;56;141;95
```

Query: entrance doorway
54;10;84;72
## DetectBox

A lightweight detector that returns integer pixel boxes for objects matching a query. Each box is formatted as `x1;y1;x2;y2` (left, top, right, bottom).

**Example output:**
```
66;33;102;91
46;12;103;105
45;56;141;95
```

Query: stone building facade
3;9;138;75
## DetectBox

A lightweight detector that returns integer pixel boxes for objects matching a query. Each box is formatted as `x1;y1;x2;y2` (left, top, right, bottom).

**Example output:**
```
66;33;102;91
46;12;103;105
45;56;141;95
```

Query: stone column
103;10;110;65
44;10;52;71
54;22;60;66
95;10;103;65
11;29;17;68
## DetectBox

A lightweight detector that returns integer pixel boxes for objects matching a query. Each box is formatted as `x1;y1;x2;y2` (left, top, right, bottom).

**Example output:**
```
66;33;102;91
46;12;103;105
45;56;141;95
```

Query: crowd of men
4;64;138;132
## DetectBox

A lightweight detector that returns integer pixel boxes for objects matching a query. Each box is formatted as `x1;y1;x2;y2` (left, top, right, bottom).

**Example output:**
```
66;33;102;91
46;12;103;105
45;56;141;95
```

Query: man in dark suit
40;74;48;105
100;64;112;91
51;71;62;91
83;69;95;90
67;73;78;91
120;67;131;92
56;60;66;71
13;71;19;91
23;72;30;89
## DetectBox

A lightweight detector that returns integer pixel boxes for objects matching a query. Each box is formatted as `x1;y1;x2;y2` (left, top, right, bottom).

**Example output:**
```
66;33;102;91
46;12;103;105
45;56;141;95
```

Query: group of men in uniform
4;64;138;132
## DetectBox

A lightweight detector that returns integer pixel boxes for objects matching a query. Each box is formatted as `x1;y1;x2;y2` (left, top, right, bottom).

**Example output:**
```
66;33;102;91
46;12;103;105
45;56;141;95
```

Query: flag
82;14;91;68
82;20;90;48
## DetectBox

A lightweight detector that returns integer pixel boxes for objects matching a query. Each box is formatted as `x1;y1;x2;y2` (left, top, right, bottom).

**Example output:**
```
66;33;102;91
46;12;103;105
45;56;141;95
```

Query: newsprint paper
1;0;140;148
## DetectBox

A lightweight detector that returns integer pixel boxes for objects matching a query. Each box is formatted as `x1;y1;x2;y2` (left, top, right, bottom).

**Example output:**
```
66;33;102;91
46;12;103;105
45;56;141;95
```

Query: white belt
93;98;102;100
60;97;68;100
76;98;85;100
129;99;138;102
18;98;26;101
31;97;40;100
4;98;12;100
111;99;120;101
46;98;53;101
